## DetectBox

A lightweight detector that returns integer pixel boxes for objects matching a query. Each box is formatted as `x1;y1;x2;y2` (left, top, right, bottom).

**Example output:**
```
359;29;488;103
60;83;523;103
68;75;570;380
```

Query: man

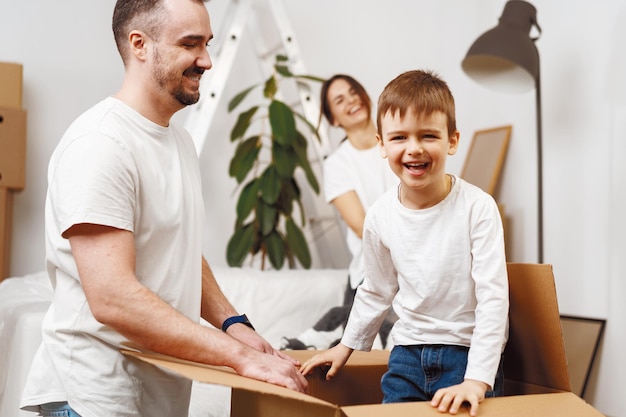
20;1;307;416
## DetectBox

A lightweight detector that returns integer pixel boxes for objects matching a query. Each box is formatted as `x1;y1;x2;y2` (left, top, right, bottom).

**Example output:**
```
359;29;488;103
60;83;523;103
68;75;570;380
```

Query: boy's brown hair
376;69;456;137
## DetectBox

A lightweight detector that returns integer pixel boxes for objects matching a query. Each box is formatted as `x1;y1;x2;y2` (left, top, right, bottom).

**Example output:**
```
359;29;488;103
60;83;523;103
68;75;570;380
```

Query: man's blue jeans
39;402;81;417
381;344;504;403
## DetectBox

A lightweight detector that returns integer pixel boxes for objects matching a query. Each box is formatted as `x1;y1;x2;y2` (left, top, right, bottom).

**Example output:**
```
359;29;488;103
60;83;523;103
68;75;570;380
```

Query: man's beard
153;51;203;106
172;82;200;106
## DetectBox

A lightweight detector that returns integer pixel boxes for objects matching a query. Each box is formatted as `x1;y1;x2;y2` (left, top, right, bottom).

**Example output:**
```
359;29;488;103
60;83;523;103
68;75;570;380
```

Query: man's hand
226;323;301;366
430;379;489;416
232;343;309;393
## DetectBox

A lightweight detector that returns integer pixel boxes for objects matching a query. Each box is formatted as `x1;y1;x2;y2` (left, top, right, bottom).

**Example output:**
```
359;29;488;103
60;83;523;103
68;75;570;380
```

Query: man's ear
448;130;460;156
377;134;387;158
129;30;149;61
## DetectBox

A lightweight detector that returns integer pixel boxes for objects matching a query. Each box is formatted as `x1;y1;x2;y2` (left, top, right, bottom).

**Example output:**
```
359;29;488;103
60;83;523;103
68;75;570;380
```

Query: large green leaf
269;100;296;146
228;84;261;112
275;64;293;78
258;201;277;236
274;180;294;217
292;131;320;193
273;143;297;178
226;223;255;266
236;179;259;221
230;106;259;142
259;166;281;204
286;218;311;268
281;178;306;225
264;231;285;270
229;136;260;182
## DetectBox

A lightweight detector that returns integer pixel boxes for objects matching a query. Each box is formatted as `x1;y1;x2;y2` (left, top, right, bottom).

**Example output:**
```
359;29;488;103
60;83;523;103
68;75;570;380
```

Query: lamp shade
462;0;541;94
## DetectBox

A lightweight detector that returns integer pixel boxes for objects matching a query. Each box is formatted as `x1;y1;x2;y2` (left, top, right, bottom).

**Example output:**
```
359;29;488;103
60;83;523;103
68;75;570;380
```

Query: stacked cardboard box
0;61;27;279
123;263;606;417
0;61;26;189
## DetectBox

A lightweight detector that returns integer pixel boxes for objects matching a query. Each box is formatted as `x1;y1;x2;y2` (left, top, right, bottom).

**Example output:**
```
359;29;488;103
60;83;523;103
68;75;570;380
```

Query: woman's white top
323;140;398;288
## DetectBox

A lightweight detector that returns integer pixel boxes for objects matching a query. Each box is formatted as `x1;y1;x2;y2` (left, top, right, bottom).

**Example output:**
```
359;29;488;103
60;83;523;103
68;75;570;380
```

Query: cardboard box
0;106;27;190
0;62;23;109
122;264;604;416
123;349;604;417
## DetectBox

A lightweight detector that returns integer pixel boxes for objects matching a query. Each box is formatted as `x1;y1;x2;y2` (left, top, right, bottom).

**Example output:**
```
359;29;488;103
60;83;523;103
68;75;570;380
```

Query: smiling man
20;1;307;416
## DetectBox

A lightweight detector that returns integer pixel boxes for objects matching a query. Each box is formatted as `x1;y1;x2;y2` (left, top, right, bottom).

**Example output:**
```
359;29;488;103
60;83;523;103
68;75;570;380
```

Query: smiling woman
280;74;397;351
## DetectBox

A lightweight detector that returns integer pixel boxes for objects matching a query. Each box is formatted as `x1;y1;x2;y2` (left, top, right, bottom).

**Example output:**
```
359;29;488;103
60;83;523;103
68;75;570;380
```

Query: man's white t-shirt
323;140;398;289
21;97;204;417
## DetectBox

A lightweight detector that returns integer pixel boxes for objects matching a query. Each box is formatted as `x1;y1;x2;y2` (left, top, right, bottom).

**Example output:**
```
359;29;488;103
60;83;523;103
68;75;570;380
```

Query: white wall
1;0;624;415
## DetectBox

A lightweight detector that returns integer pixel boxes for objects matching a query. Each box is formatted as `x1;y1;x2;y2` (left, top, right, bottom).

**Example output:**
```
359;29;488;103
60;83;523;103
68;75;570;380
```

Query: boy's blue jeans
39;402;81;417
381;344;504;403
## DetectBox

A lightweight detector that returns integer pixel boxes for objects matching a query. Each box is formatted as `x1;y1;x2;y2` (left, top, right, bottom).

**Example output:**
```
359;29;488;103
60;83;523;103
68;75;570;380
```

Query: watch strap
221;314;255;332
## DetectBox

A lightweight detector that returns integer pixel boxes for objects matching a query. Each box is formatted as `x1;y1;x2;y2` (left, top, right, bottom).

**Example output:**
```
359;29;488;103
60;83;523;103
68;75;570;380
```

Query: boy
300;70;508;417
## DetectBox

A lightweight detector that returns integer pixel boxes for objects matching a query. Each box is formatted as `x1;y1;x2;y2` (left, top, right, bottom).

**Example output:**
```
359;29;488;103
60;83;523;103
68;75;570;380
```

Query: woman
282;74;398;350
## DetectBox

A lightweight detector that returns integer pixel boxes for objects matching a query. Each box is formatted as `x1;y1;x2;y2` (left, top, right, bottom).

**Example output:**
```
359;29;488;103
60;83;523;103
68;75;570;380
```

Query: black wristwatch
221;314;255;332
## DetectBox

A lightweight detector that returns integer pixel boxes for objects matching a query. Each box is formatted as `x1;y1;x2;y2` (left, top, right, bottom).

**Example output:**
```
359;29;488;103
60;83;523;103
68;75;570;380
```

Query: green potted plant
225;55;325;270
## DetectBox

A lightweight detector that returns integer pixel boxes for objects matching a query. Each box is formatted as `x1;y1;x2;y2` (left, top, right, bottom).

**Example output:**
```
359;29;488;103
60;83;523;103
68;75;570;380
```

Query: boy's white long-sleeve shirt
341;176;509;388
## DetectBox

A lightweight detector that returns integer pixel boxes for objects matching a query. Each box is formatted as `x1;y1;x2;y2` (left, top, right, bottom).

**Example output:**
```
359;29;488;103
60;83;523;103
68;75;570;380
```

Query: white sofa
0;266;348;417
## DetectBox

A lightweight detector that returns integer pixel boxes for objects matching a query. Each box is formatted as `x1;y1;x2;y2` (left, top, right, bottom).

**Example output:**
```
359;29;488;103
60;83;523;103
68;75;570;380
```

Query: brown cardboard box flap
341;392;605;417
504;263;571;394
122;349;328;405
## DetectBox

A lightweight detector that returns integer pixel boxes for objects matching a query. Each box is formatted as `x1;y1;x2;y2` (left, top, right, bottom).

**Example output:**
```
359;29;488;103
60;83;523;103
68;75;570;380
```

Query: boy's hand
299;344;353;380
430;379;489;416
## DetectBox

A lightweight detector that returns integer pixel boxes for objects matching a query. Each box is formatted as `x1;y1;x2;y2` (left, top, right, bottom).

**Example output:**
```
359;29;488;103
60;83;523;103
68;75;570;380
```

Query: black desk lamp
462;0;544;263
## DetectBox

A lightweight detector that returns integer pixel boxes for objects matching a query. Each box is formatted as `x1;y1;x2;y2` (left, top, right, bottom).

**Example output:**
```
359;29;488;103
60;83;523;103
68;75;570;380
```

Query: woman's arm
331;190;366;238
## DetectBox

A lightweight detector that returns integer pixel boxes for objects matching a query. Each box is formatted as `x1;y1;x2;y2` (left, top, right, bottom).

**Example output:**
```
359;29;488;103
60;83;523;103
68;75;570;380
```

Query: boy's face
377;108;459;208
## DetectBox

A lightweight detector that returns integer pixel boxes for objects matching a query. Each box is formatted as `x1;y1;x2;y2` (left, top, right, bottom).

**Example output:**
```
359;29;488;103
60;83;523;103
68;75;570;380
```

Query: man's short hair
112;0;209;65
